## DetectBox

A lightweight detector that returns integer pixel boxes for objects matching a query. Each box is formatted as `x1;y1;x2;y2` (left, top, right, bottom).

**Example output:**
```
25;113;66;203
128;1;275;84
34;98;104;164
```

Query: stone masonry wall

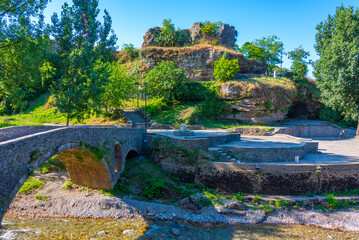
0;125;62;142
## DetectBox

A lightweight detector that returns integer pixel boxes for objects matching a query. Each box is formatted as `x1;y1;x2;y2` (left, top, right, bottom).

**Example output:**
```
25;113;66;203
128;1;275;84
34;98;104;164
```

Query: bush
179;81;212;101
146;97;168;116
233;192;245;202
19;177;45;193
154;19;191;47
214;58;240;82
200;21;222;37
122;43;138;60
145;61;187;102
143;178;166;200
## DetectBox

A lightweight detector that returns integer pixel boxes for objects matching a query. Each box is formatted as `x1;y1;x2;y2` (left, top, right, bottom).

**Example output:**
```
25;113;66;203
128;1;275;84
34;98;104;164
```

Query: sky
43;0;359;78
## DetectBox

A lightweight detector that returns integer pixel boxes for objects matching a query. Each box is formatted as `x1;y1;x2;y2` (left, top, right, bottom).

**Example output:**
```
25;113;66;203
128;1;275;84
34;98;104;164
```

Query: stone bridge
0;125;145;223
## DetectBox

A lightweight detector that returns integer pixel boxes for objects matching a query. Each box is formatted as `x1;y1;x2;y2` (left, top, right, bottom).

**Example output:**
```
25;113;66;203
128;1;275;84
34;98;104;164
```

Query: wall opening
114;144;122;172
287;102;313;120
126;150;138;160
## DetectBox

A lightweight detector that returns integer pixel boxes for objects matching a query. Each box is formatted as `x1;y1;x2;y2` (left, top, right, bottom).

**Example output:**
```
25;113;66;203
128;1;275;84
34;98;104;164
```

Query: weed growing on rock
61;180;75;190
19;177;45;193
233;192;245;202
34;195;49;200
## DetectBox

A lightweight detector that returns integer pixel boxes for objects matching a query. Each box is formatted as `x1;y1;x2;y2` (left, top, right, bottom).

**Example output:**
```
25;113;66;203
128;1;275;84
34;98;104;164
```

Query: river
1;216;358;239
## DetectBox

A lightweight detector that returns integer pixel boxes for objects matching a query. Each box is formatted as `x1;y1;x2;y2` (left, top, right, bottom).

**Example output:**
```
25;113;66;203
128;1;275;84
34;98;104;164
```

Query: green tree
287;46;310;84
200;21;223;36
103;62;137;116
240;36;284;74
214;58;240;82
50;0;117;125
314;5;359;134
145;61;187;102
122;43;138;60
0;0;51;113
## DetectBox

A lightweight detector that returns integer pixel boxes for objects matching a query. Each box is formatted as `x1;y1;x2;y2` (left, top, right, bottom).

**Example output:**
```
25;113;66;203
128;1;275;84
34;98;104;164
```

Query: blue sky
43;0;359;78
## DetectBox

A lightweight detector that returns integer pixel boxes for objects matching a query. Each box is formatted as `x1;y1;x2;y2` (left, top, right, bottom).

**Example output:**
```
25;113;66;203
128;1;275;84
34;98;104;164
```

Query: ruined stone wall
136;46;266;81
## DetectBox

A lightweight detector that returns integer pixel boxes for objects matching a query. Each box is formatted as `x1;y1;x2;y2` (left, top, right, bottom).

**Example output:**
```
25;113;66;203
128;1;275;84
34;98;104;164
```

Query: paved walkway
149;129;359;165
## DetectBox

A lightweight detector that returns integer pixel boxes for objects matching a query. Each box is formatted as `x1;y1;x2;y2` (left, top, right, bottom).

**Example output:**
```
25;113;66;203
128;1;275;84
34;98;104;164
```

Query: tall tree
0;0;50;113
314;5;359;135
287;46;310;84
50;0;117;125
239;35;284;74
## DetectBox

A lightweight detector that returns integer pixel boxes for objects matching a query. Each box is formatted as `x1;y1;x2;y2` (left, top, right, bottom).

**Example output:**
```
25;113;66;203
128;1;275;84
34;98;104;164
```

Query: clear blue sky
43;0;359;78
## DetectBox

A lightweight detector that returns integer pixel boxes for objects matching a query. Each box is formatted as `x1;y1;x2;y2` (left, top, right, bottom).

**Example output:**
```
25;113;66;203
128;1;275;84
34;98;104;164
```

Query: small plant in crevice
253;194;261;204
274;199;290;207
61;180;75;190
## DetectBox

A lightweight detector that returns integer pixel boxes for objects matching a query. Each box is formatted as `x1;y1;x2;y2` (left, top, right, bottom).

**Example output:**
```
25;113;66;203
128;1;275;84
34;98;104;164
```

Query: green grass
61;180;75;190
0;93;127;126
34;194;49;200
19;177;45;193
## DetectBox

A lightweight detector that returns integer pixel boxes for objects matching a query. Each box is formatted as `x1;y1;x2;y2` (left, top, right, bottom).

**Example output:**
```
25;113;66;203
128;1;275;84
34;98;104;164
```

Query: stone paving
149;128;359;165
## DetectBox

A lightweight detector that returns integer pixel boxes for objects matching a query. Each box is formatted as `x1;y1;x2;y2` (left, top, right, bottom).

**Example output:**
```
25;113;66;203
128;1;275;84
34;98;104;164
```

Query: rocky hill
117;44;266;81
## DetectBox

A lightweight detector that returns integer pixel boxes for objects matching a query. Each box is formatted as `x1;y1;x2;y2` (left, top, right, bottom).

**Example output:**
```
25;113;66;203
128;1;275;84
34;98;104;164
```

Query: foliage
239;35;284;74
19;177;45;193
61;180;75;190
258;202;275;213
145;61;187;102
319;107;356;128
233;192;245;202
326;196;341;210
179;81;213;101
287;46;310;84
274;199;290;207
38;155;66;174
50;0;117;125
214;58;240;82
200;21;223;37
0;0;51;114
253;194;261;204
122;43;138;60
146;97;168;116
314;5;359;124
143;178;166;200
154;19;191;47
103;62;137;114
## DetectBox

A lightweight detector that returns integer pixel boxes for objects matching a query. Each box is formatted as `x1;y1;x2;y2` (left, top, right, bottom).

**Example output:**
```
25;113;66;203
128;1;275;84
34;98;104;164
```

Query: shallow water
1;216;359;239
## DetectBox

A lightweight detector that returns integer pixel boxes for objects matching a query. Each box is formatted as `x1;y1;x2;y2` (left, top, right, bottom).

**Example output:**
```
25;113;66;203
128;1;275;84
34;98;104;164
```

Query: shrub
122;43;138;60
19;177;45;193
146;97;168;116
326;196;341;210
233;192;245;202
145;61;187;102
154;19;191;47
179;81;212;101
61;180;75;190
200;21;222;37
275;199;290;207
214;58;240;82
253;194;261;204
143;178;166;200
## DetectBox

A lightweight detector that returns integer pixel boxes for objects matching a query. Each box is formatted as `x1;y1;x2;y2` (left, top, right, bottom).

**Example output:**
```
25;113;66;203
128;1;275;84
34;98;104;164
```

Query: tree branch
0;0;25;17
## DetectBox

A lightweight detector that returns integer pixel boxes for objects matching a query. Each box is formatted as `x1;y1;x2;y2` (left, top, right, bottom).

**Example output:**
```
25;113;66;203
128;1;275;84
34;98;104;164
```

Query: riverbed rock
123;229;134;235
225;201;245;210
170;228;181;236
178;193;210;210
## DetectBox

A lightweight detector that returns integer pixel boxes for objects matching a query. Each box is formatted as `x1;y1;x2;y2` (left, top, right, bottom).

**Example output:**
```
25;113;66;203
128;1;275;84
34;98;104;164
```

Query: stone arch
126;150;139;160
114;143;122;172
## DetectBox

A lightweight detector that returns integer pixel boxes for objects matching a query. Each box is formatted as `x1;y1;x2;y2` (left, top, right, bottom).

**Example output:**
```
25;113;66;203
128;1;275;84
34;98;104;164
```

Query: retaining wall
275;124;347;138
159;161;359;195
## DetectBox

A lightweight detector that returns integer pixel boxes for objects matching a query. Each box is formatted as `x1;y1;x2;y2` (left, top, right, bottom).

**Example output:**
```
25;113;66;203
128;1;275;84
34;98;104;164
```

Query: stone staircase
208;147;241;163
122;109;150;128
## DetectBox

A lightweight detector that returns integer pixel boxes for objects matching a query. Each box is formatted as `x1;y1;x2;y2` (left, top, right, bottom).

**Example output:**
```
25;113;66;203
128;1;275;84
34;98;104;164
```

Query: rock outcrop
219;79;297;124
141;27;161;48
142;22;237;49
134;45;266;81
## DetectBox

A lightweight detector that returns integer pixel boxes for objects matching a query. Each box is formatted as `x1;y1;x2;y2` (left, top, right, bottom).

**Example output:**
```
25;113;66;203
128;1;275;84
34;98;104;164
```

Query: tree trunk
356;120;359;136
66;117;69;127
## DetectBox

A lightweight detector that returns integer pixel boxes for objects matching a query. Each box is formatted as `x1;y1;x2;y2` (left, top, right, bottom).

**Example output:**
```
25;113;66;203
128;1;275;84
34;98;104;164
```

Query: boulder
178;193;210;210
225;201;245;210
189;22;202;43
